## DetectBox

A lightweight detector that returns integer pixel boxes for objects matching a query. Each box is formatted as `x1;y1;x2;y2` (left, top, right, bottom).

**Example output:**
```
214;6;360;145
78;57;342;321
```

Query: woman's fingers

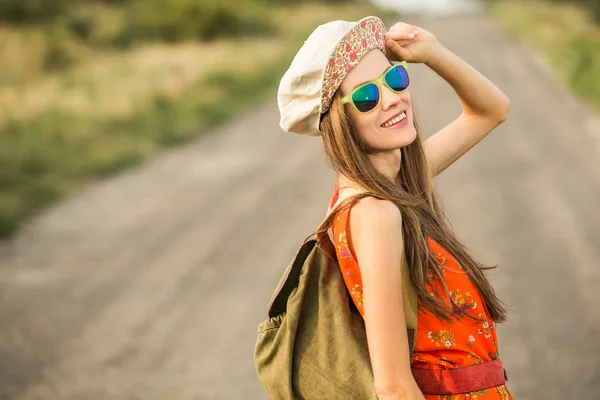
389;22;414;32
388;22;419;39
385;39;410;60
386;29;419;41
386;22;423;61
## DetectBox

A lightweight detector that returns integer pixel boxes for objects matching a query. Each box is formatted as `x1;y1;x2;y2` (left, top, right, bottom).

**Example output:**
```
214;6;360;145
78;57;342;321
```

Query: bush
42;24;88;70
0;0;69;23
580;0;600;22
568;34;600;104
121;0;276;43
66;3;127;48
1;0;278;46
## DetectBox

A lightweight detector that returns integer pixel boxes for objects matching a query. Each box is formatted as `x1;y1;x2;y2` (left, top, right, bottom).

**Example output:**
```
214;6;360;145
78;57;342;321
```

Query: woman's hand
385;22;441;64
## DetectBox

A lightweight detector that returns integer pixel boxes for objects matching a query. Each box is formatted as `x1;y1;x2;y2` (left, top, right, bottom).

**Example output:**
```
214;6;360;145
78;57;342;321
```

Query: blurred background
0;0;599;399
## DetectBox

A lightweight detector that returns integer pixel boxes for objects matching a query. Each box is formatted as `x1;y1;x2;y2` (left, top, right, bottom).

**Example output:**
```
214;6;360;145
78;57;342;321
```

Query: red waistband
412;360;507;395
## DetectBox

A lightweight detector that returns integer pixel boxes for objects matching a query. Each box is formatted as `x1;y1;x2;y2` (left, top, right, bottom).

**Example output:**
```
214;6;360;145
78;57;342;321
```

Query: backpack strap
268;239;316;319
267;191;363;320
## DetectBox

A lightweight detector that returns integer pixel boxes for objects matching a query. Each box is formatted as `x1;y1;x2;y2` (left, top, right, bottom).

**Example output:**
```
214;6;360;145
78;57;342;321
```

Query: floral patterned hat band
277;16;387;136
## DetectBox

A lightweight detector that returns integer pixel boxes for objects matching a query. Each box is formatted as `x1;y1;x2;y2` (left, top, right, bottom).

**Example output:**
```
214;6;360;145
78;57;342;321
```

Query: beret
277;16;387;136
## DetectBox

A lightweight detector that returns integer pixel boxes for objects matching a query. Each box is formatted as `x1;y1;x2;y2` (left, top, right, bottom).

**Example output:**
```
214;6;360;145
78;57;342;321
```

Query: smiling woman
338;54;417;155
257;15;512;400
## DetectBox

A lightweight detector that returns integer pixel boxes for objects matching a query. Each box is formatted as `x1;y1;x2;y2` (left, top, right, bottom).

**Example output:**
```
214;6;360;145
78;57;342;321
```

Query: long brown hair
315;91;507;323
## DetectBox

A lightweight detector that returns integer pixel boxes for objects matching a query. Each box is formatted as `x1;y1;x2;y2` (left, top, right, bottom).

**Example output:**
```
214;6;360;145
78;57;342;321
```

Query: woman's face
339;49;417;152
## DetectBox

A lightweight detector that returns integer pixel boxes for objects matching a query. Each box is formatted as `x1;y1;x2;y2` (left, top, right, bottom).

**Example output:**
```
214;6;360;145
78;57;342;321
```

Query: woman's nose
380;84;401;111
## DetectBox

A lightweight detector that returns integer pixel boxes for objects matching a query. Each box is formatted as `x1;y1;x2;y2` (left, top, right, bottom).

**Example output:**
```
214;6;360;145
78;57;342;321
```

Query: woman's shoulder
331;196;400;232
333;197;403;257
350;197;402;230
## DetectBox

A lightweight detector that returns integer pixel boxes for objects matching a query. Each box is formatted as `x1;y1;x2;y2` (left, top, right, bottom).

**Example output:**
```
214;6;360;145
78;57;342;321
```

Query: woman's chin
377;125;417;149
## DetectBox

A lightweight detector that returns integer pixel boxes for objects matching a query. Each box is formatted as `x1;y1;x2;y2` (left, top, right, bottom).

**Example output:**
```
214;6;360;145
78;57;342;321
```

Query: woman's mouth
381;111;408;128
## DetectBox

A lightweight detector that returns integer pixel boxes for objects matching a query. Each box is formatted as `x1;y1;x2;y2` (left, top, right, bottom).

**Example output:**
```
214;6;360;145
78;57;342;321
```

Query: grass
0;2;387;239
490;0;600;110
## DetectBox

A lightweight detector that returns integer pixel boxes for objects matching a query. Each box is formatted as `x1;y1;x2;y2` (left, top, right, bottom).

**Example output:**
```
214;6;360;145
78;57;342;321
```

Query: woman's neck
338;149;402;190
369;148;402;181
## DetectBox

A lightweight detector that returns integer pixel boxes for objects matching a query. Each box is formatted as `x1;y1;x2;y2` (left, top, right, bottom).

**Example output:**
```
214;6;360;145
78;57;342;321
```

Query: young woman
277;16;512;400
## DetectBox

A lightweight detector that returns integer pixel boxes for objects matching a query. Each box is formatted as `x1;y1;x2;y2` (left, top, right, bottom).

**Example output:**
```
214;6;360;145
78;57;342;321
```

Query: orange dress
329;191;513;400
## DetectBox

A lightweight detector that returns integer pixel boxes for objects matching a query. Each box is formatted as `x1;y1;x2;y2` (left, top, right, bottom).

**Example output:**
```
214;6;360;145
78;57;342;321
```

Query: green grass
491;1;600;110
568;34;600;108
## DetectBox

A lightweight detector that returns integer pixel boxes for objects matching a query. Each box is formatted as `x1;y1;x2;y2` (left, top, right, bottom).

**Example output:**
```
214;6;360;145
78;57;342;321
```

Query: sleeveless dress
328;187;513;400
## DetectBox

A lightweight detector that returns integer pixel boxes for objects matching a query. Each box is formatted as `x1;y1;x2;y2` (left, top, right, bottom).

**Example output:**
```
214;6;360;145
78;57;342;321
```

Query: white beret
277;16;387;136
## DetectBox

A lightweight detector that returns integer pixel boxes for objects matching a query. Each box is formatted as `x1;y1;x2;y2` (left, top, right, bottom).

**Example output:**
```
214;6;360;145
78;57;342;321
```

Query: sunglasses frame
341;61;411;114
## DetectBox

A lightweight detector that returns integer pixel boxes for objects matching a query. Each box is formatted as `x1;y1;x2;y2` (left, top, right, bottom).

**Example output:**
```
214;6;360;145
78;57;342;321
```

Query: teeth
382;112;406;128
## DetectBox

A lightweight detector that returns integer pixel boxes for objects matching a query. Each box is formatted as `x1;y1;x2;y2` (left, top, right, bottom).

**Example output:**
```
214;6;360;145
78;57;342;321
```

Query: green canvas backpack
254;220;418;399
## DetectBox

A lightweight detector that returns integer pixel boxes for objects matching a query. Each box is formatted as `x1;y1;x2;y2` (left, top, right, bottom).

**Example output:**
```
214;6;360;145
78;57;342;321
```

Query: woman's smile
381;110;408;128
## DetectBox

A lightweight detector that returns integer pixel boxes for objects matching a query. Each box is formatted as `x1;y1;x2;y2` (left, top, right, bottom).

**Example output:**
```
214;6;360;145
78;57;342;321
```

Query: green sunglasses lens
352;83;379;112
385;65;410;92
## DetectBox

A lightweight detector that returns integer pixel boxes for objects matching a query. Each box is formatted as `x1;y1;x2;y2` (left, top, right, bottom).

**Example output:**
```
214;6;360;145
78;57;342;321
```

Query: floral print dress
329;193;513;400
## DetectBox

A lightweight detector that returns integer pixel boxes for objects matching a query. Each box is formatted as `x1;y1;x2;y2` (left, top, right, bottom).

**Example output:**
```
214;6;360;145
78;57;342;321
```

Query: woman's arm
421;43;510;176
350;197;425;400
386;23;511;177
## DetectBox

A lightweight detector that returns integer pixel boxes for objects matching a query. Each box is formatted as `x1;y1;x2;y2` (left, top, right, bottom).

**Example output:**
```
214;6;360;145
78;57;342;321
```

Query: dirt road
1;13;599;400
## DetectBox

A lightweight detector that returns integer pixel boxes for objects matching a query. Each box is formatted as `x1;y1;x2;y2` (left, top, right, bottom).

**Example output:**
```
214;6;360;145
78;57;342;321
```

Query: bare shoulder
350;197;402;231
349;197;403;253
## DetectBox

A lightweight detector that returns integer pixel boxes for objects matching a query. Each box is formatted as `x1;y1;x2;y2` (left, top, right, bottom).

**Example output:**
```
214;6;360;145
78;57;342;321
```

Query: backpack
254;217;418;399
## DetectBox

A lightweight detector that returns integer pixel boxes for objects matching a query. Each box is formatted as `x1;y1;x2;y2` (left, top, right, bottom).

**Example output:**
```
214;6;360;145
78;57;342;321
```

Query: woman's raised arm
385;23;510;177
